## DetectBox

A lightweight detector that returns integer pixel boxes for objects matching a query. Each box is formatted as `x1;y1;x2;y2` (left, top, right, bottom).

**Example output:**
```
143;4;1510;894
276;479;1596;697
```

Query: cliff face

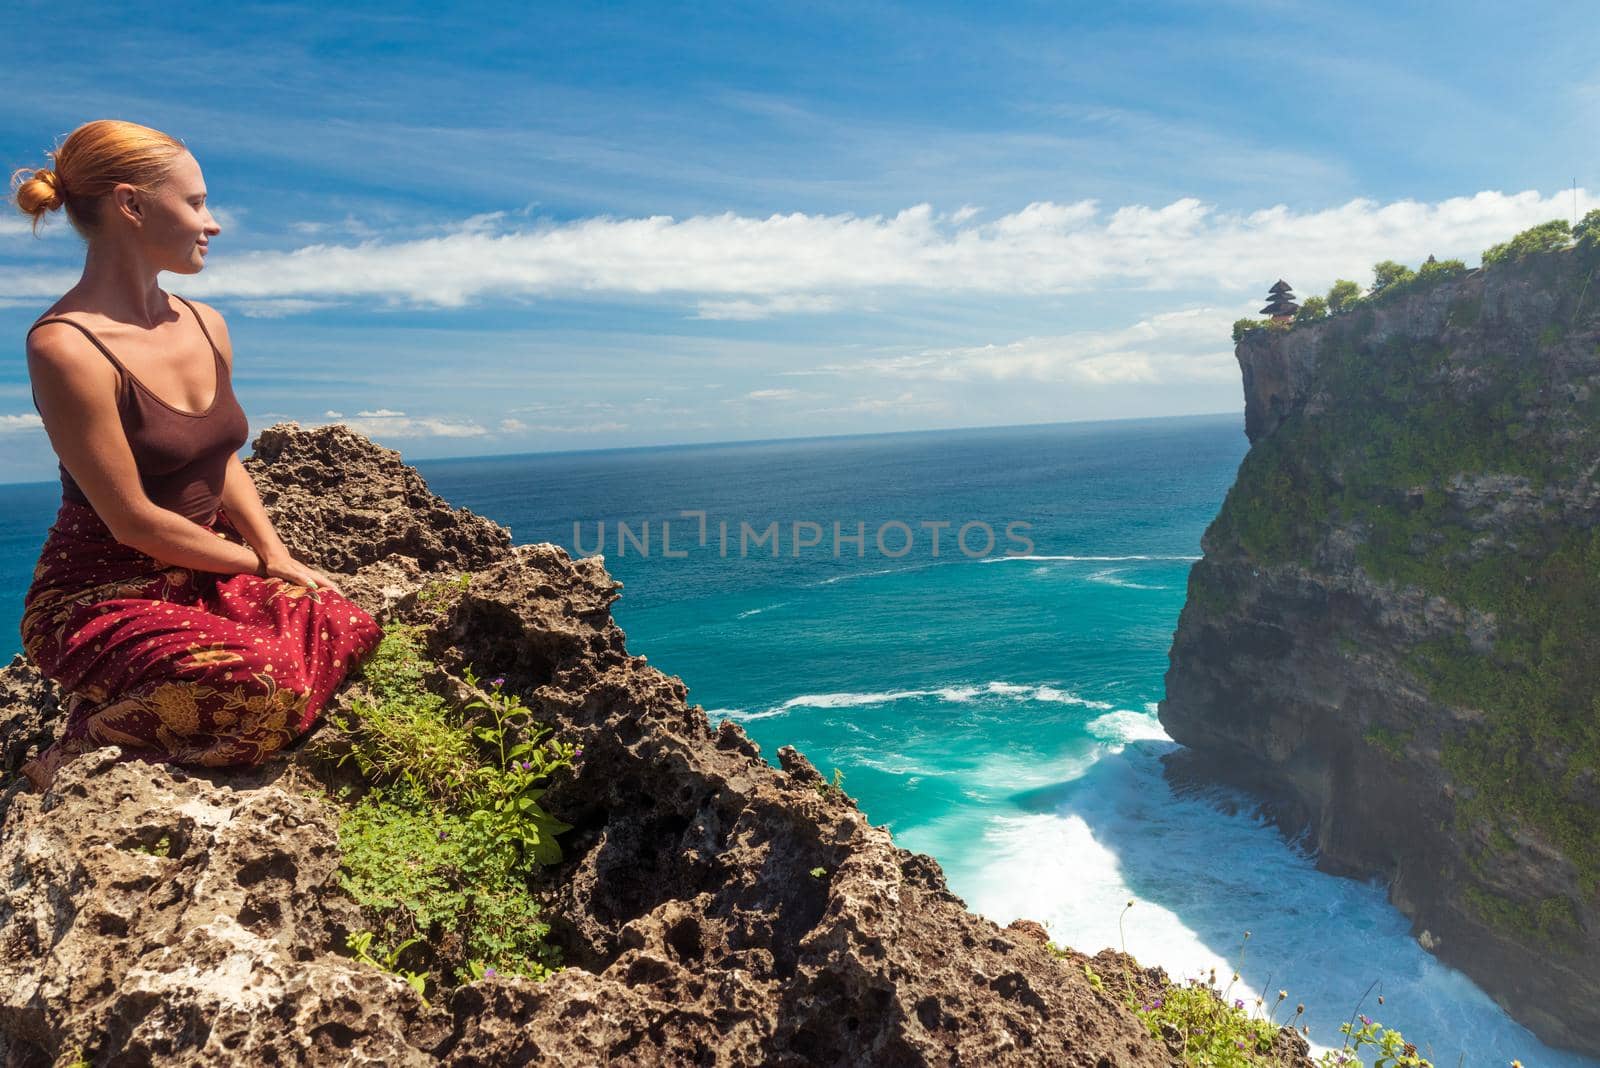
1160;244;1600;1055
0;425;1287;1066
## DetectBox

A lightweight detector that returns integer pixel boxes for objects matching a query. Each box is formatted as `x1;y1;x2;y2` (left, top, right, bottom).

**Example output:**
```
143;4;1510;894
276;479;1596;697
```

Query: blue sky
2;0;1595;480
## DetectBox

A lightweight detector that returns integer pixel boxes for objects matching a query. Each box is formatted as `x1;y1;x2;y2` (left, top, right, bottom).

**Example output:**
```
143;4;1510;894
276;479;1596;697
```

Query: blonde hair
9;119;189;239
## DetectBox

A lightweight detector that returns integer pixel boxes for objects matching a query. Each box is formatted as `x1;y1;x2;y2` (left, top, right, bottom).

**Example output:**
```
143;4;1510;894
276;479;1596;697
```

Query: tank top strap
26;315;133;379
171;293;224;363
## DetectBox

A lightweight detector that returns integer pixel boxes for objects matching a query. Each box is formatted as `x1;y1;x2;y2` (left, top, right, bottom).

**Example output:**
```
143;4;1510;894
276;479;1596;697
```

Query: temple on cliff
1260;279;1299;321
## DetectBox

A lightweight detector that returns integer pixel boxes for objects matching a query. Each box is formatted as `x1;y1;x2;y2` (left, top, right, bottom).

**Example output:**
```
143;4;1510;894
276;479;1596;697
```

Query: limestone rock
2;424;1301;1065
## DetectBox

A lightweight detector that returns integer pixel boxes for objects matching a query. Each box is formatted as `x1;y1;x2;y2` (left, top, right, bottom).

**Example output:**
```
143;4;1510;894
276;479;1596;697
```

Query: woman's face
118;151;221;275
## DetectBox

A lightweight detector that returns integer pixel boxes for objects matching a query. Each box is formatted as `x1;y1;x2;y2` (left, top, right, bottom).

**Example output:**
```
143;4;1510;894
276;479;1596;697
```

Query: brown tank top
27;293;250;525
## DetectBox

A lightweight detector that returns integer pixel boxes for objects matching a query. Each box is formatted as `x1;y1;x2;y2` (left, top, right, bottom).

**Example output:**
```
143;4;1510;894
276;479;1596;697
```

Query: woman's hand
262;554;346;597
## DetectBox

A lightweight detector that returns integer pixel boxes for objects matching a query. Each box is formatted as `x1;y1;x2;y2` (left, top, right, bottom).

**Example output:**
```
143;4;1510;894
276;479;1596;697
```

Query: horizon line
0;408;1244;491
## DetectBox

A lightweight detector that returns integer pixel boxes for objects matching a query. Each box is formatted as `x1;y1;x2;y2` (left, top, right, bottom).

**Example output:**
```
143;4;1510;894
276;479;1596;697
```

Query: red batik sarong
16;498;384;792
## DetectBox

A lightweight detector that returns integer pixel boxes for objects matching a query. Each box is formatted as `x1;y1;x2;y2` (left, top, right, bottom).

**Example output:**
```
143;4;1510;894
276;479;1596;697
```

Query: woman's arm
218;451;292;569
187;299;344;595
215;451;347;595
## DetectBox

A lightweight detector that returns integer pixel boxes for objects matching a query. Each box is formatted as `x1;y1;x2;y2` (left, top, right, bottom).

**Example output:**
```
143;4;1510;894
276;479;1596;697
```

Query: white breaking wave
723;680;1118;720
931;741;1584;1067
1033;686;1115;709
1084;567;1167;590
1086;709;1173;745
736;601;790;618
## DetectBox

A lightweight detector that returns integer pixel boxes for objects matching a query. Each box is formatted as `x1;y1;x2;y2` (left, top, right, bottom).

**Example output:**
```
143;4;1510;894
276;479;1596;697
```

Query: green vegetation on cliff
1207;228;1600;944
310;612;578;997
1230;210;1600;344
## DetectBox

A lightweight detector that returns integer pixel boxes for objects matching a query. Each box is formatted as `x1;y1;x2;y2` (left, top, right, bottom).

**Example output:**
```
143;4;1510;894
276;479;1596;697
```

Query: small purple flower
1359;1014;1372;1027
520;760;532;771
491;676;506;687
1236;1041;1246;1051
1235;998;1245;1010
437;830;448;841
484;966;497;977
574;746;584;756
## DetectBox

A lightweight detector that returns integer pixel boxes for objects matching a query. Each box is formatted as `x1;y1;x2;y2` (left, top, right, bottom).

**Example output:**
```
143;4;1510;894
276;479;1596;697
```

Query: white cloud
820;308;1243;385
234;298;341;318
309;411;488;438
743;388;802;400
4;189;1582;316
694;294;839;320
517;420;628;434
0;413;44;433
323;409;344;418
803;391;952;416
0;216;60;239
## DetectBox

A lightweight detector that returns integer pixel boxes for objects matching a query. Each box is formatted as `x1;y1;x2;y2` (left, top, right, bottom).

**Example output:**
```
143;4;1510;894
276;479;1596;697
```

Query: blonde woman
8;120;383;792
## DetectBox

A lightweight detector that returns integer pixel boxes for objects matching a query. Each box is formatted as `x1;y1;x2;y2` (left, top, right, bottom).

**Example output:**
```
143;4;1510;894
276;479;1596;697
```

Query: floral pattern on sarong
16;498;384;792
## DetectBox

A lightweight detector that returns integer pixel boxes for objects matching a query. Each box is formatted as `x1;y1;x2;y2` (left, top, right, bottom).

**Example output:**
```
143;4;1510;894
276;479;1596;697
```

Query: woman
8;120;384;793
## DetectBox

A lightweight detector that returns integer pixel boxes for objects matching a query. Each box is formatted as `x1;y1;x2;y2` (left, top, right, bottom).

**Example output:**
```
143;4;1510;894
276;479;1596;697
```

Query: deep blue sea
0;413;1587;1066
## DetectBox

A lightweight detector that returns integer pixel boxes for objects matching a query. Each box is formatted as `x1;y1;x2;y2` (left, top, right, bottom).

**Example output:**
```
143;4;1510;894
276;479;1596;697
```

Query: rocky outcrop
0;424;1302;1066
1161;243;1600;1056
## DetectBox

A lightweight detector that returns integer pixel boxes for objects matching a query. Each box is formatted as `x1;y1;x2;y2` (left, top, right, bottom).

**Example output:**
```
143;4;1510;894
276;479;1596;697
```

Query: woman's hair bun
34;167;64;203
9;163;66;230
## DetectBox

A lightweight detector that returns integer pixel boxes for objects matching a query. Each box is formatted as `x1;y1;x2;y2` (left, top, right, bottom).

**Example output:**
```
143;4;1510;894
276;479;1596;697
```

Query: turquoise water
0;413;1588;1066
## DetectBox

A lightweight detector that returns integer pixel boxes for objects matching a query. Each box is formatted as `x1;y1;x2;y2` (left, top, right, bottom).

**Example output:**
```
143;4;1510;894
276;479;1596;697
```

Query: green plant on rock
1362;726;1413;762
1295;295;1329;322
1369;260;1417;298
1326;279;1363;314
1481;218;1572;266
319;624;578;988
1575;208;1600;246
814;765;847;800
1041;911;1460;1065
346;929;431;1005
1234;317;1270;343
416;571;473;607
1416;256;1466;283
459;667;575;872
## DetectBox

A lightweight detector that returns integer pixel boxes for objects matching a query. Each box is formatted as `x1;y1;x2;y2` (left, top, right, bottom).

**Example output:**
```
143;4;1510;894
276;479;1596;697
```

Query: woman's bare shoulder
179;296;234;368
25;320;120;396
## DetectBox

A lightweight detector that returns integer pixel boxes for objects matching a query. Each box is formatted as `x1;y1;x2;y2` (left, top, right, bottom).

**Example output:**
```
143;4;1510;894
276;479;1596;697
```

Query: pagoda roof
1269;279;1293;293
1260;300;1299;314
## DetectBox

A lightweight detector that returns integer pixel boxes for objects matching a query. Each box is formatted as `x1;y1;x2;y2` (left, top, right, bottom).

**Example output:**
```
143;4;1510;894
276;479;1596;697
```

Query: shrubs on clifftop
1479;211;1600;265
1233;261;1466;344
1326;279;1364;314
1294;295;1329;323
1482;218;1572;266
1233;212;1600;346
308;615;579;1000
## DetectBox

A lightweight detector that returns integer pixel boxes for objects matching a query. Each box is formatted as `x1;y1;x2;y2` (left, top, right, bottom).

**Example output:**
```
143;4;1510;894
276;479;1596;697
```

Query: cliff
0;425;1315;1066
1160;241;1600;1055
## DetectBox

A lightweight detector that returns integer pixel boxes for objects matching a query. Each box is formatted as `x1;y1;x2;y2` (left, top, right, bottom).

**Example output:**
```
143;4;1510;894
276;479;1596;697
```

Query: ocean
0;413;1589;1066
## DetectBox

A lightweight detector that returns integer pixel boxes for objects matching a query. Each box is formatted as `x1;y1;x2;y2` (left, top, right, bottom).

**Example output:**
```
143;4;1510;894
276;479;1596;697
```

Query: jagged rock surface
1160;246;1600;1056
1;424;1309;1065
